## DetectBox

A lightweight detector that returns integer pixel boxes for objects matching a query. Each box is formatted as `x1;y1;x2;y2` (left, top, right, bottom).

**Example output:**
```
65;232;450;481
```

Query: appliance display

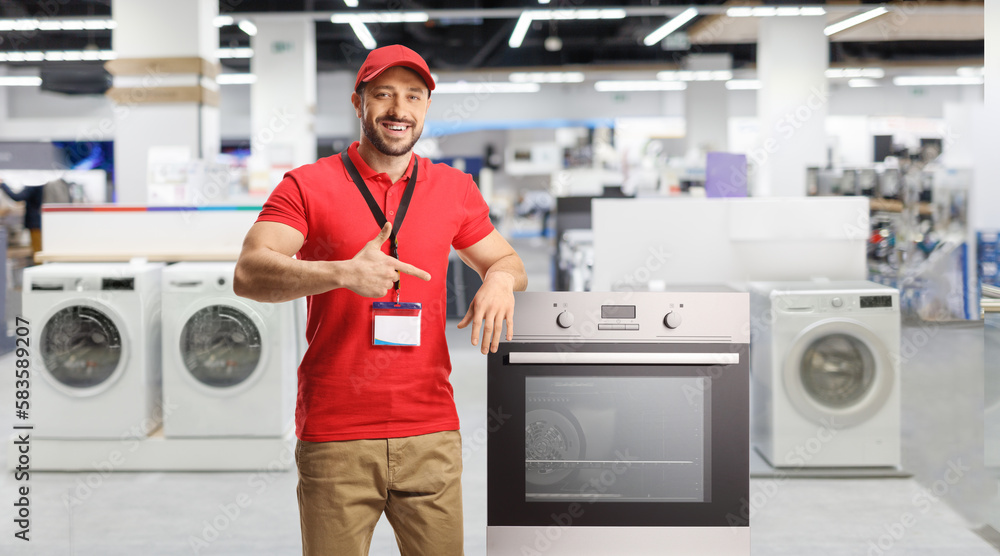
488;291;750;555
750;281;901;468
161;262;300;437
24;262;164;438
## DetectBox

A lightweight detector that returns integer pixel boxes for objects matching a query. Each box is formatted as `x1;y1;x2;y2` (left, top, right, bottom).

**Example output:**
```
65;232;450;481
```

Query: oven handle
507;352;739;366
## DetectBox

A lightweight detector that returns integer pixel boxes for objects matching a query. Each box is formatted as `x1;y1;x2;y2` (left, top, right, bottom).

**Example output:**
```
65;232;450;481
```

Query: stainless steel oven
487;291;749;555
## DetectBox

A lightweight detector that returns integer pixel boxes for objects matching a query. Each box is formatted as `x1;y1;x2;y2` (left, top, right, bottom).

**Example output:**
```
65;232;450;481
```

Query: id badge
372;302;422;346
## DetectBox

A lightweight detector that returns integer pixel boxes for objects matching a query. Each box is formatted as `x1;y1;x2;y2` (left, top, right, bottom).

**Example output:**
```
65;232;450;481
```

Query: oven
487;291;750;555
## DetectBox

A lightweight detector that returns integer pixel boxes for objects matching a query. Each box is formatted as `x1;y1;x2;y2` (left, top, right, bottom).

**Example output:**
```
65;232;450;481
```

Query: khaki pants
296;430;464;556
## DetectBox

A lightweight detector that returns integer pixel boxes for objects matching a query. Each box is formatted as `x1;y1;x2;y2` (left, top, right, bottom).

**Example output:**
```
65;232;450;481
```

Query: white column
974;0;1000;231
250;19;317;191
754;16;828;197
110;0;219;204
684;54;730;155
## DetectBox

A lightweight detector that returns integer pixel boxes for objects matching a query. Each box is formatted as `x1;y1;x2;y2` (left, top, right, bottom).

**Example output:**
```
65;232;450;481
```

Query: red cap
354;45;435;93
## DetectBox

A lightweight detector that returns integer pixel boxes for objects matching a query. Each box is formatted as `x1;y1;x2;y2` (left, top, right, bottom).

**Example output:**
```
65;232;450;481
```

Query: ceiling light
343;0;359;6
217;73;257;85
510;8;625;48
824;6;889;36
594;80;687;92
331;12;429;24
957;66;985;77
217;47;254;59
725;79;761;90
85;20;115;30
509;12;532;48
0;76;42;86
238;20;257;36
657;70;732;81
893;75;984;86
214;15;234;27
509;71;585;83
848;78;880;88
0;18;116;31
826;68;885;79
348;20;377;49
434;81;541;94
643;7;698;46
727;6;825;17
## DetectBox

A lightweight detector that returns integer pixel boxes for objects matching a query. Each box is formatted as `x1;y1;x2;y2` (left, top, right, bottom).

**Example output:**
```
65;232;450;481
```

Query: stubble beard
362;113;423;157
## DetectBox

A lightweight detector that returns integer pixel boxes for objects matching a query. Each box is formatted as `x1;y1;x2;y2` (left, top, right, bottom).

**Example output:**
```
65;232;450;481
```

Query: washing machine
750;281;900;468
24;262;164;439
161;262;299;437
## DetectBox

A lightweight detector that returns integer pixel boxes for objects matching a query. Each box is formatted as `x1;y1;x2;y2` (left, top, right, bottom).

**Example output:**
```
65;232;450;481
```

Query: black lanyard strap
341;150;418;258
341;150;419;297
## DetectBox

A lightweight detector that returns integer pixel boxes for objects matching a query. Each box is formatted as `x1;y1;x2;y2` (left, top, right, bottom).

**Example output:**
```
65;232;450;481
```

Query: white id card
372;302;421;346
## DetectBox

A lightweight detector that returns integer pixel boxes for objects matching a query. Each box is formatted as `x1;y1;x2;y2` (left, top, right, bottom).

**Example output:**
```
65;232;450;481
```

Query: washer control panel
511;291;749;343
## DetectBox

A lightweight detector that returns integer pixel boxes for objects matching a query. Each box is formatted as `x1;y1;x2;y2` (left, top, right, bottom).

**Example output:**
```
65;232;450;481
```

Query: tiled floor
0;237;996;555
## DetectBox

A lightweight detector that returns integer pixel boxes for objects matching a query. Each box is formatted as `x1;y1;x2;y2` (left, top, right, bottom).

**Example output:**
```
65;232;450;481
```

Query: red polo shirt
257;142;494;441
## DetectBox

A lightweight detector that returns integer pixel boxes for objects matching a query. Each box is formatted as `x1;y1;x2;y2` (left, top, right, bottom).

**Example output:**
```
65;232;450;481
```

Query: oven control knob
556;311;575;328
663;312;682;329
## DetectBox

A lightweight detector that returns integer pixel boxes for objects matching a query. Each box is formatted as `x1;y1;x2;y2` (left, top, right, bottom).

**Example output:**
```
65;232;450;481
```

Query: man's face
353;66;431;157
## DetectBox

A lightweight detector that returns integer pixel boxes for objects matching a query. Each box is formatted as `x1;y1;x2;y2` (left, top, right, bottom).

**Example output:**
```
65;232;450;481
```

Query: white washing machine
161;262;300;437
750;281;900;468
24;262;164;439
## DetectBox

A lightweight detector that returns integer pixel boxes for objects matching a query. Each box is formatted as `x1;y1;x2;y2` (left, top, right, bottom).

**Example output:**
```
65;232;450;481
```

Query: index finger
393;259;432;281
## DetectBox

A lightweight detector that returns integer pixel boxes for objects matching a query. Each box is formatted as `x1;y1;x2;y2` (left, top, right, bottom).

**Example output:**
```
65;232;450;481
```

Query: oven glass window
525;376;708;503
799;333;875;408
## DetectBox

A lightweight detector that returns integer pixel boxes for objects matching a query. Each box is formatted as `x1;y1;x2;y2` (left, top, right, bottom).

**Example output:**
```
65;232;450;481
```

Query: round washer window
180;305;262;388
799;333;876;409
41;305;122;389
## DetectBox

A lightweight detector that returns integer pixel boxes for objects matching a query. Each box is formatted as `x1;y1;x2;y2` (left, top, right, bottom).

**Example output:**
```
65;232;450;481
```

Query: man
233;45;526;556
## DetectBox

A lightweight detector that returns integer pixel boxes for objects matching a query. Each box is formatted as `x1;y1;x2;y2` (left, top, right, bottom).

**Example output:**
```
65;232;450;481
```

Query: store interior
0;1;996;555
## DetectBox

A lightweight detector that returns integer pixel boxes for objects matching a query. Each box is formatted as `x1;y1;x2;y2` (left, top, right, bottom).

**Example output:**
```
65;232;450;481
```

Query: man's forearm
483;253;527;292
234;248;346;303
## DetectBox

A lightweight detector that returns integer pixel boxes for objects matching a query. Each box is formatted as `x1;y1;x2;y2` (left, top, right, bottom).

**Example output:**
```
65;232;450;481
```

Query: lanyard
341;150;418;301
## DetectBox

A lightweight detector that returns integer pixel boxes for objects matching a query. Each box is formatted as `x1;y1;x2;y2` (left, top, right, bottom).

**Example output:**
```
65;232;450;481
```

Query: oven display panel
601;305;636;319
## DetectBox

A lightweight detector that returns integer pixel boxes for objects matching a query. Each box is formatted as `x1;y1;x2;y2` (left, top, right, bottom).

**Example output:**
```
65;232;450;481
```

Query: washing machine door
179;303;264;391
783;318;894;428
40;303;126;395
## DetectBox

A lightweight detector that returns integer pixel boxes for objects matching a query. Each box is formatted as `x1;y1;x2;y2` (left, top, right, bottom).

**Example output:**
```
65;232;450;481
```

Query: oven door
487;341;749;529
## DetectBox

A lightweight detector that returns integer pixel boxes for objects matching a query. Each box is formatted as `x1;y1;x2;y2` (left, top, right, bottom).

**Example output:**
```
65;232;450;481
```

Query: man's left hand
457;271;516;354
